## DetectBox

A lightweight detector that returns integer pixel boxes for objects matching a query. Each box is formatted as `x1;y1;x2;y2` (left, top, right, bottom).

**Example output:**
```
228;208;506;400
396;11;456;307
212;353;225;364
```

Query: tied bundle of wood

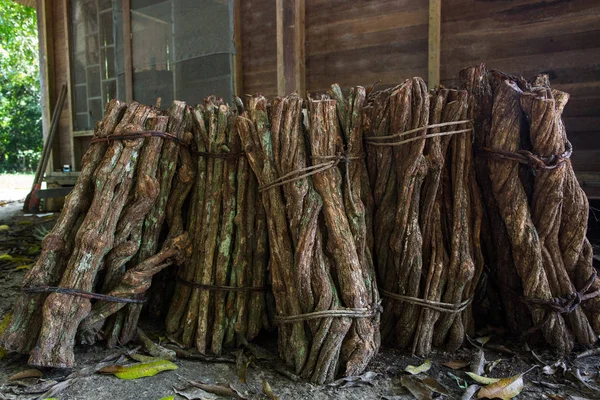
165;97;270;355
236;92;380;384
0;100;192;368
363;77;484;356
461;64;600;352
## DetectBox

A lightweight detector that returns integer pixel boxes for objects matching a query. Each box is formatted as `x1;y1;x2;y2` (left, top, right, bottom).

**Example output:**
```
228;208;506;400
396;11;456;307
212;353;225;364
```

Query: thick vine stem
118;101;190;345
79;233;191;344
29;104;154;367
486;79;572;353
0;100;127;354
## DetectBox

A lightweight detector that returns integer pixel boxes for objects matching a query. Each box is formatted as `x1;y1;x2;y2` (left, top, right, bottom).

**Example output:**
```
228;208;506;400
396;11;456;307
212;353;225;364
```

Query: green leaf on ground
98;359;178;380
405;359;432;375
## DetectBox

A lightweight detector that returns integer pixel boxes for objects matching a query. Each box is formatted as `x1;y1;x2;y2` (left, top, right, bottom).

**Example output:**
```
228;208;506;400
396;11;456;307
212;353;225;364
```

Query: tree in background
0;0;41;172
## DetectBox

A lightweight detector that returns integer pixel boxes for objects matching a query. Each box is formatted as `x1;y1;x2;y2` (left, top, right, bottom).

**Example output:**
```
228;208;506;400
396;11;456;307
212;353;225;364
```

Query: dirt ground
1;199;600;399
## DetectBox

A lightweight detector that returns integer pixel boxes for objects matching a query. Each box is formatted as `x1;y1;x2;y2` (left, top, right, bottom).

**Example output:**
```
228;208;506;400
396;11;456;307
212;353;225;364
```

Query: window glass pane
175;54;232;104
101;47;115;79
99;10;114;46
86;65;101;98
71;0;121;130
130;0;234;106
103;80;117;104
74;85;88;115
89;98;104;124
86;35;99;65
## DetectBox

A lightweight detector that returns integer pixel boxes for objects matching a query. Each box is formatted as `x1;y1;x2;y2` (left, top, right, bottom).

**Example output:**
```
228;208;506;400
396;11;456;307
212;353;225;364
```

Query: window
71;0;235;131
71;0;120;132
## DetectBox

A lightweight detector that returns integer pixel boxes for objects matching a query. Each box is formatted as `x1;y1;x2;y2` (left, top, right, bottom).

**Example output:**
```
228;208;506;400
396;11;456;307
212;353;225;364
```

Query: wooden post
428;0;441;88
38;0;55;173
123;0;133;103
232;0;243;96
63;0;75;169
276;0;305;96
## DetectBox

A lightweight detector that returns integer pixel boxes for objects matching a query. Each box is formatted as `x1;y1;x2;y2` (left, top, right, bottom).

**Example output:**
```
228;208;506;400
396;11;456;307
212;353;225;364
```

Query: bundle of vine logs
1;64;598;383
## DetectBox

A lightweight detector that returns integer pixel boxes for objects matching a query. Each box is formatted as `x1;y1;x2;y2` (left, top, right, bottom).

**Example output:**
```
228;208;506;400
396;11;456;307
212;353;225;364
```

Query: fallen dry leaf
262;380;279;400
328;371;378;388
401;375;432;400
466;372;500;385
235;350;252;384
7;369;42;382
443;360;471;370
415;375;449;396
471;349;486;375
186;380;247;399
137;328;176;361
130;353;158;363
476;374;524;399
405;359;432;375
0;225;9;231
475;336;491;346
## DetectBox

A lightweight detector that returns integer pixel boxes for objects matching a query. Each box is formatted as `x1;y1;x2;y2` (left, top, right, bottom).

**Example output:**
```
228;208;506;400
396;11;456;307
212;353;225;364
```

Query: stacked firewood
0;97;273;368
0;100;193;367
236;92;380;384
462;65;600;352
0;65;597;381
165;97;270;355
363;77;484;356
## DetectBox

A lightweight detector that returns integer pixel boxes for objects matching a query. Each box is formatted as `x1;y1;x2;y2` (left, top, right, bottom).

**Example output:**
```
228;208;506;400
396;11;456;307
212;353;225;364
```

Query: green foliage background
0;0;41;172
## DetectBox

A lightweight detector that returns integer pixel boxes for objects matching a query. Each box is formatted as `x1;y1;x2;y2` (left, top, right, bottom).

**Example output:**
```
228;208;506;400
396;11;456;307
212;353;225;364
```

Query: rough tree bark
0;100;127;354
29;103;154;367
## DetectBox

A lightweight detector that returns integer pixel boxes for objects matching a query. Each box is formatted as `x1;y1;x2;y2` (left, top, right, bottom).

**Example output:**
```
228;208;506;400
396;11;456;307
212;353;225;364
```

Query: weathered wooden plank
428;0;441;87
307;24;428;56
307;0;426;26
442;30;600;67
307;7;428;37
53;0;73;169
241;0;277;97
62;0;75;169
276;0;305;95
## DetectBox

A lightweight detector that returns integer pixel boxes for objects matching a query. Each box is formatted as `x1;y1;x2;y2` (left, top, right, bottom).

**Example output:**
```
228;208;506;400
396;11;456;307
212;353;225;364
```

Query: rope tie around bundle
364;119;473;147
479;140;572;170
274;303;383;324
22;286;147;304
176;276;267;292
258;152;364;192
90;130;187;146
381;290;473;314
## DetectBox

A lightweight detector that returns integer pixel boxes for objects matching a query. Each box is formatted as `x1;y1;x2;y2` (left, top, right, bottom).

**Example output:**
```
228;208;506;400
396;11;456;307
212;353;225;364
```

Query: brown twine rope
381;289;473;313
497;269;600;339
22;286;146;304
479;140;572;170
176;276;267;292
90;130;186;146
364;120;473;147
258;152;363;192
274;304;382;324
194;150;245;159
524;268;600;314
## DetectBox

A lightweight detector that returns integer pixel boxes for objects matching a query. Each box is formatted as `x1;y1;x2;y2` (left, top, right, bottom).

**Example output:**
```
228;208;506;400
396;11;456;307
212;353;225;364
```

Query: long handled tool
24;84;67;212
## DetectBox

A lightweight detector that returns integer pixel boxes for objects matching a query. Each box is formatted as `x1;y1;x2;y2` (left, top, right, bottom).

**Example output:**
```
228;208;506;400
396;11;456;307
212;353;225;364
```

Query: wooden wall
41;0;600;188
240;0;277;97
305;0;428;93
440;0;600;181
